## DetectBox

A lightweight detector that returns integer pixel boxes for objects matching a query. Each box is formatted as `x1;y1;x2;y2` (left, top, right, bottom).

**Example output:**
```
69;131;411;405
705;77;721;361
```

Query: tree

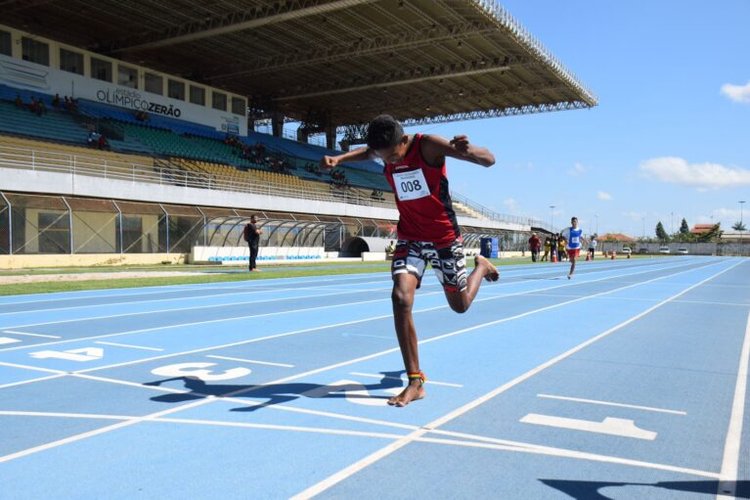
733;221;747;232
655;221;669;242
676;218;693;242
696;223;722;243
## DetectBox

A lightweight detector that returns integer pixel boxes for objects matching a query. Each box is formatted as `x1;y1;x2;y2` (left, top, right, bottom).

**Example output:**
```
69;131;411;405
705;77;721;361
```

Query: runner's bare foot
474;255;499;282
387;380;425;407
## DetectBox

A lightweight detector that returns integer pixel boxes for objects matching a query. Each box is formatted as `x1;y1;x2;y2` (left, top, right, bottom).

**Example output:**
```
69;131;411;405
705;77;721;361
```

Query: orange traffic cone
551;251;557;263
585;253;591;262
610;250;616;260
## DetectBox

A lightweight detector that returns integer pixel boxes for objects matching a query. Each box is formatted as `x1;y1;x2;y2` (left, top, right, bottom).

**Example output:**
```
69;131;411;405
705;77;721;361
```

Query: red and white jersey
384;134;460;246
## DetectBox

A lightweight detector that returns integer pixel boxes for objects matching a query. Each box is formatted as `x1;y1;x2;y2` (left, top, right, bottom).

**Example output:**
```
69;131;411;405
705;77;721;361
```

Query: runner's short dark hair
366;115;403;150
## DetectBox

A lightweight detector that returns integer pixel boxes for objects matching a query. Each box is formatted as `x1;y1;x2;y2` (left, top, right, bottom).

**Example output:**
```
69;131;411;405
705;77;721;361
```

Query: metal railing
0;144;393;208
0;143;536;229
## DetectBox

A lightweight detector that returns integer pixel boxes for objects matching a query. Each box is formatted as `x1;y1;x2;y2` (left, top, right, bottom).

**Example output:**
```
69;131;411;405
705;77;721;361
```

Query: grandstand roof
2;0;597;131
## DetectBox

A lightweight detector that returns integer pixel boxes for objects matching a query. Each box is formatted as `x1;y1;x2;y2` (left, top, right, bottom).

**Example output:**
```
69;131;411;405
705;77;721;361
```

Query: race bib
393;169;430;201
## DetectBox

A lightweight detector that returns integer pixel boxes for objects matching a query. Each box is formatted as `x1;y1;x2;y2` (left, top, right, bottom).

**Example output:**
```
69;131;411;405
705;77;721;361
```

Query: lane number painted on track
30;347;104;362
520;413;657;440
151;362;251;381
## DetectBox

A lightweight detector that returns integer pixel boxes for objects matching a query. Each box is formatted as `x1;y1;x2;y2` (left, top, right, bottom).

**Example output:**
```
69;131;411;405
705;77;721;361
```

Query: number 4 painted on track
30;347;104;362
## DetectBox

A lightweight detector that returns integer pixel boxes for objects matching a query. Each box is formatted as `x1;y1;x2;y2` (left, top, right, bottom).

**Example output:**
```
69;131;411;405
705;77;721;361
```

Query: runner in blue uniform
562;217;584;279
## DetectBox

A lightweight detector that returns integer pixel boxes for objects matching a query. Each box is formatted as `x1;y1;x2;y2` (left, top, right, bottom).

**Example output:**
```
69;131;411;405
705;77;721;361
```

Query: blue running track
0;256;748;499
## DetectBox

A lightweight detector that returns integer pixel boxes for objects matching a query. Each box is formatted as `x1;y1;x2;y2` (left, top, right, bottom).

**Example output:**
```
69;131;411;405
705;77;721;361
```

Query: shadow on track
145;370;405;411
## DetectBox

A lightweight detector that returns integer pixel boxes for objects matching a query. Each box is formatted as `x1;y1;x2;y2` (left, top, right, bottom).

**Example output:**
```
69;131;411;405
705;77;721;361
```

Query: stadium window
167;79;185;100
189;85;205;105
117;64;138;89
59;48;84;75
0;30;11;57
144;72;163;95
212;91;227;111
91;57;112;82
231;96;246;115
21;37;49;66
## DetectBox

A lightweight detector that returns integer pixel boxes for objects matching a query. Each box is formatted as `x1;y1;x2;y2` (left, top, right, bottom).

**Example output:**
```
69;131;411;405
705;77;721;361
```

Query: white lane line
349;372;464;388
0;410;133;421
94;341;164;352
291;258;743;499
0;285;393;331
0;277;393;321
414;433;719;479
0;272;390;307
69;260;688;375
73;372;419;432
0;259;735;466
0;361;66;375
205;355;294;368
67;258;737;375
716;309;750;499
537;393;687;415
0;294;395;353
0;407;718;481
0;374;66;390
0;257;712;358
0;257;700;341
2;330;61;339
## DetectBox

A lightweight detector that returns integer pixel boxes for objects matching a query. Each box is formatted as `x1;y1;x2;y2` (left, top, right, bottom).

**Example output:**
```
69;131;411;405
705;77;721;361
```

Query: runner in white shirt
588;234;598;260
561;216;585;279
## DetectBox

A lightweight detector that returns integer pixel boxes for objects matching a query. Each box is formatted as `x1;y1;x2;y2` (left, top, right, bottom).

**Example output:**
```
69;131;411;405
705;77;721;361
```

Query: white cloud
721;81;750;103
567;162;586;176
503;197;520;212
597;191;612;201
622;211;646;220
639;157;750;189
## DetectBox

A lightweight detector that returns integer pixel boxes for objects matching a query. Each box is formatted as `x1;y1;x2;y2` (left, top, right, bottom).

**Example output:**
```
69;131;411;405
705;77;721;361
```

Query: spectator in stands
135;110;149;122
87;130;100;147
28;97;42;116
97;133;109;150
52;94;61;108
528;232;541;262
63;96;78;113
319;114;499;408
243;215;262;272
14;94;24;108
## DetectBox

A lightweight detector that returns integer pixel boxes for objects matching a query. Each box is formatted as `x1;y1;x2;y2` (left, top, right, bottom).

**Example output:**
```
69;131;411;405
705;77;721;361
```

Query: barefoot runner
321;115;499;407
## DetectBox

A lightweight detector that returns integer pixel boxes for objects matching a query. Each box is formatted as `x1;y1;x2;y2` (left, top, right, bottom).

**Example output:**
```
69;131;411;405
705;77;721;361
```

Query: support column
297;127;309;143
325;123;337;150
271;112;284;138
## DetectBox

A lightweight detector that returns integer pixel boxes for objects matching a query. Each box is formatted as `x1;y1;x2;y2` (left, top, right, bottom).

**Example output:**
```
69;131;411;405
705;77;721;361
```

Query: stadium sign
95;88;182;118
0;53;247;135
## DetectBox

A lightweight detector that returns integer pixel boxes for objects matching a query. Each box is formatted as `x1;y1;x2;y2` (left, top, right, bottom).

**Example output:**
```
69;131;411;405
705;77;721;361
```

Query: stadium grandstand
0;0;596;268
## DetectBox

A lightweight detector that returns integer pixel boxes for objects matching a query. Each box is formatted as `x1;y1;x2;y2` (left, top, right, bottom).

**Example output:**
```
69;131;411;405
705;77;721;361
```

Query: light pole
549;205;555;232
740;201;746;256
594;214;599;236
642;216;646;240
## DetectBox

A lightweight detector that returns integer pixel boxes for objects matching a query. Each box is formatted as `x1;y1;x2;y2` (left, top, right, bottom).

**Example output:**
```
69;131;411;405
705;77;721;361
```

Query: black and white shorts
391;239;467;292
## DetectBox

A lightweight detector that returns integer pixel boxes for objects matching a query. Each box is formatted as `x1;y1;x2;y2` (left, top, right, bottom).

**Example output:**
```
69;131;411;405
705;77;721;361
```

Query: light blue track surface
0;257;748;499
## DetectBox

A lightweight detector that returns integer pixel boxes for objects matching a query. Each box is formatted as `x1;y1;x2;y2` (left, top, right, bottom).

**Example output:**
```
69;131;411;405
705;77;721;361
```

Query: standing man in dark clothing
528;232;541;262
244;215;262;272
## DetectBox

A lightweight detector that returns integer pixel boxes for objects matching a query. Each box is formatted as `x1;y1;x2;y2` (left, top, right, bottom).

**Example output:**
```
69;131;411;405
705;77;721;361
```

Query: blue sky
404;1;750;237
